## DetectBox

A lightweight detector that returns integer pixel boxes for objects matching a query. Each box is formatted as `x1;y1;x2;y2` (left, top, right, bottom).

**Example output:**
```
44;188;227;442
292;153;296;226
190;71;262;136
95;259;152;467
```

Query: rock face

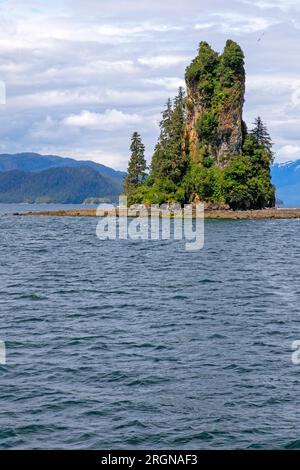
184;40;246;167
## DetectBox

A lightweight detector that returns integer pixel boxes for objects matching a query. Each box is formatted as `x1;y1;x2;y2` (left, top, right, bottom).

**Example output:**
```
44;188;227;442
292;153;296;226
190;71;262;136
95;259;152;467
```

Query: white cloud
276;145;300;163
291;87;300;106
194;22;215;30
195;15;276;34
95;23;182;37
242;0;300;12
9;89;98;108
144;77;185;90
0;13;183;50
63;109;141;130
61;148;128;169
246;75;300;108
102;89;168;105
9;88;168;108
212;13;279;33
138;55;189;68
247;75;300;90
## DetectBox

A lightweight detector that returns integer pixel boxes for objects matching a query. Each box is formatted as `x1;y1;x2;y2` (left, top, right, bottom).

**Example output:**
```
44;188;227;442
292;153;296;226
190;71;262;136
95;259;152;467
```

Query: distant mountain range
0;153;125;203
0;152;126;178
271;160;300;207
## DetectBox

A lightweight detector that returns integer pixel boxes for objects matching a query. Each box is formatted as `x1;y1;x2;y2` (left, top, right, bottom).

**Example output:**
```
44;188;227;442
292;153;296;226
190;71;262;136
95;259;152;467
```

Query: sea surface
1;203;300;449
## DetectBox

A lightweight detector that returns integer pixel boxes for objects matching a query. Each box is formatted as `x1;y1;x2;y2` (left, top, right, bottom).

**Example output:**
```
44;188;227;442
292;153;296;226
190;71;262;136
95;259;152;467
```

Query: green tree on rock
150;87;187;185
251;117;274;159
124;132;147;197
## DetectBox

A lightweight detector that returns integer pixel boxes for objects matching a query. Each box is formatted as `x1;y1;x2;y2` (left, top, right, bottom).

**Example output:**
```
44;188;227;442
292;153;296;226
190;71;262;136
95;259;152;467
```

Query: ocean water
1;203;300;449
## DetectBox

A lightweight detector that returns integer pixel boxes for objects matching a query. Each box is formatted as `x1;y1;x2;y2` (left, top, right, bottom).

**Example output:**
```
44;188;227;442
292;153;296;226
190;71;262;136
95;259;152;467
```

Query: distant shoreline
13;207;300;219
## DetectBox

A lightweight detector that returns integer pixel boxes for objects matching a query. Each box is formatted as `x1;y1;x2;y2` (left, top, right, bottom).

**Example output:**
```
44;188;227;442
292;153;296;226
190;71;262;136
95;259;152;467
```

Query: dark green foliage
196;111;218;141
150;87;187;185
185;42;219;86
137;179;185;206
186;42;219;109
223;137;275;209
241;120;248;144
183;161;225;204
219;40;245;84
203;156;214;168
124;132;147;197
213;41;245;110
186;39;244;113
250;116;274;159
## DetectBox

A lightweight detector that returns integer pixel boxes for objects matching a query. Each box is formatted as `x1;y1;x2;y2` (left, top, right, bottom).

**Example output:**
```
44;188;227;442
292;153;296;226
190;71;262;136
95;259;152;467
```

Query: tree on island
251;116;274;159
124;132;147;198
150;87;187;185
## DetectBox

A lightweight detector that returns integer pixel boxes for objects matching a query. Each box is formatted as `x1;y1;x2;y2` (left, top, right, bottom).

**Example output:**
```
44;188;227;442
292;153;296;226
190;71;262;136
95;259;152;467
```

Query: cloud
247;75;300;91
291;87;300;106
138;55;190;68
9;88;169;108
144;77;185;90
241;0;300;12
63;109;141;130
276;145;300;163
194;23;215;30
56;148;129;169
195;14;278;34
95;23;183;37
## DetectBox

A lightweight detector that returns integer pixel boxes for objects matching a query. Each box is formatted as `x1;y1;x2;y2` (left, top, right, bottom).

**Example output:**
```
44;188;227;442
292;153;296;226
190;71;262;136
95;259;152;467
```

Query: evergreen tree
150;87;187;184
251;117;274;158
150;98;172;180
124;132;147;196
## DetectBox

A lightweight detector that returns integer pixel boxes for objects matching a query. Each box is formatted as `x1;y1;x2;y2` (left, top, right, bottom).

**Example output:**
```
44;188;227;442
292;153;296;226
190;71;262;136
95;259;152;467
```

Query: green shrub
197;111;218;141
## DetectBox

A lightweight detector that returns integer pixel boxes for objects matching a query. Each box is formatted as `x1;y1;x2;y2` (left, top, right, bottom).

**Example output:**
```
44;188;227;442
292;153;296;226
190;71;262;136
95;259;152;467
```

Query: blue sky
0;0;299;169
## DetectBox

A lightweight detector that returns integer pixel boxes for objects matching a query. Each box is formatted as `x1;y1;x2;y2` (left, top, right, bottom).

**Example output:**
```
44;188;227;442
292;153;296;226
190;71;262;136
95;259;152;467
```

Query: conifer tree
251;117;274;158
150;98;172;180
150;87;187;184
124;132;147;196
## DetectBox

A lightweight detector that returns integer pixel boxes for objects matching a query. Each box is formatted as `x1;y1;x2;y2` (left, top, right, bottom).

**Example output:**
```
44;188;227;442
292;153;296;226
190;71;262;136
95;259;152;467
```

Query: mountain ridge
0;152;126;179
0;166;123;204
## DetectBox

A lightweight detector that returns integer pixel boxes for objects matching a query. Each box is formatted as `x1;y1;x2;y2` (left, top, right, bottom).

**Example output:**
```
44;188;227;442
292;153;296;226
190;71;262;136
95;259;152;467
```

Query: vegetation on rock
124;39;275;210
251;116;274;159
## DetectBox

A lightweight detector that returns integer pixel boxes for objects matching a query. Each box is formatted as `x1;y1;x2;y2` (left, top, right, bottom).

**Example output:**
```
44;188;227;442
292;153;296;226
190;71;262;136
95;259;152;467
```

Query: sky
0;0;299;169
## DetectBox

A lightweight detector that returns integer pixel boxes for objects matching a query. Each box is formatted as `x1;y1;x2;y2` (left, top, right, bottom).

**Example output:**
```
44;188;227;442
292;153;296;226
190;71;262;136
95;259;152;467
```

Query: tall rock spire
184;40;246;166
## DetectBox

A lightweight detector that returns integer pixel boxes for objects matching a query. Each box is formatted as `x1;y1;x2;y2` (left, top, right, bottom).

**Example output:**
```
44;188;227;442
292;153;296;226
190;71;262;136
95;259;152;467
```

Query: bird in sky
257;32;266;42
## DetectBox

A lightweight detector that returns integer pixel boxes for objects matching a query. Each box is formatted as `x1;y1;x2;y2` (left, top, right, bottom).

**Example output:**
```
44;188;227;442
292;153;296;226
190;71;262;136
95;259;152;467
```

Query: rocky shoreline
13;207;300;219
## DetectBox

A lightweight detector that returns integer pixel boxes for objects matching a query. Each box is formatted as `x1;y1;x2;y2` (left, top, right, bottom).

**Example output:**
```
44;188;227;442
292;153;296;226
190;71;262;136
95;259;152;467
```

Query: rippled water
1;204;300;449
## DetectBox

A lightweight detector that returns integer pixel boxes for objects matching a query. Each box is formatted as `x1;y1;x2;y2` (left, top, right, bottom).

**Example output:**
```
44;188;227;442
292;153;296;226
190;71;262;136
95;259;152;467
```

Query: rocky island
124;39;275;211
